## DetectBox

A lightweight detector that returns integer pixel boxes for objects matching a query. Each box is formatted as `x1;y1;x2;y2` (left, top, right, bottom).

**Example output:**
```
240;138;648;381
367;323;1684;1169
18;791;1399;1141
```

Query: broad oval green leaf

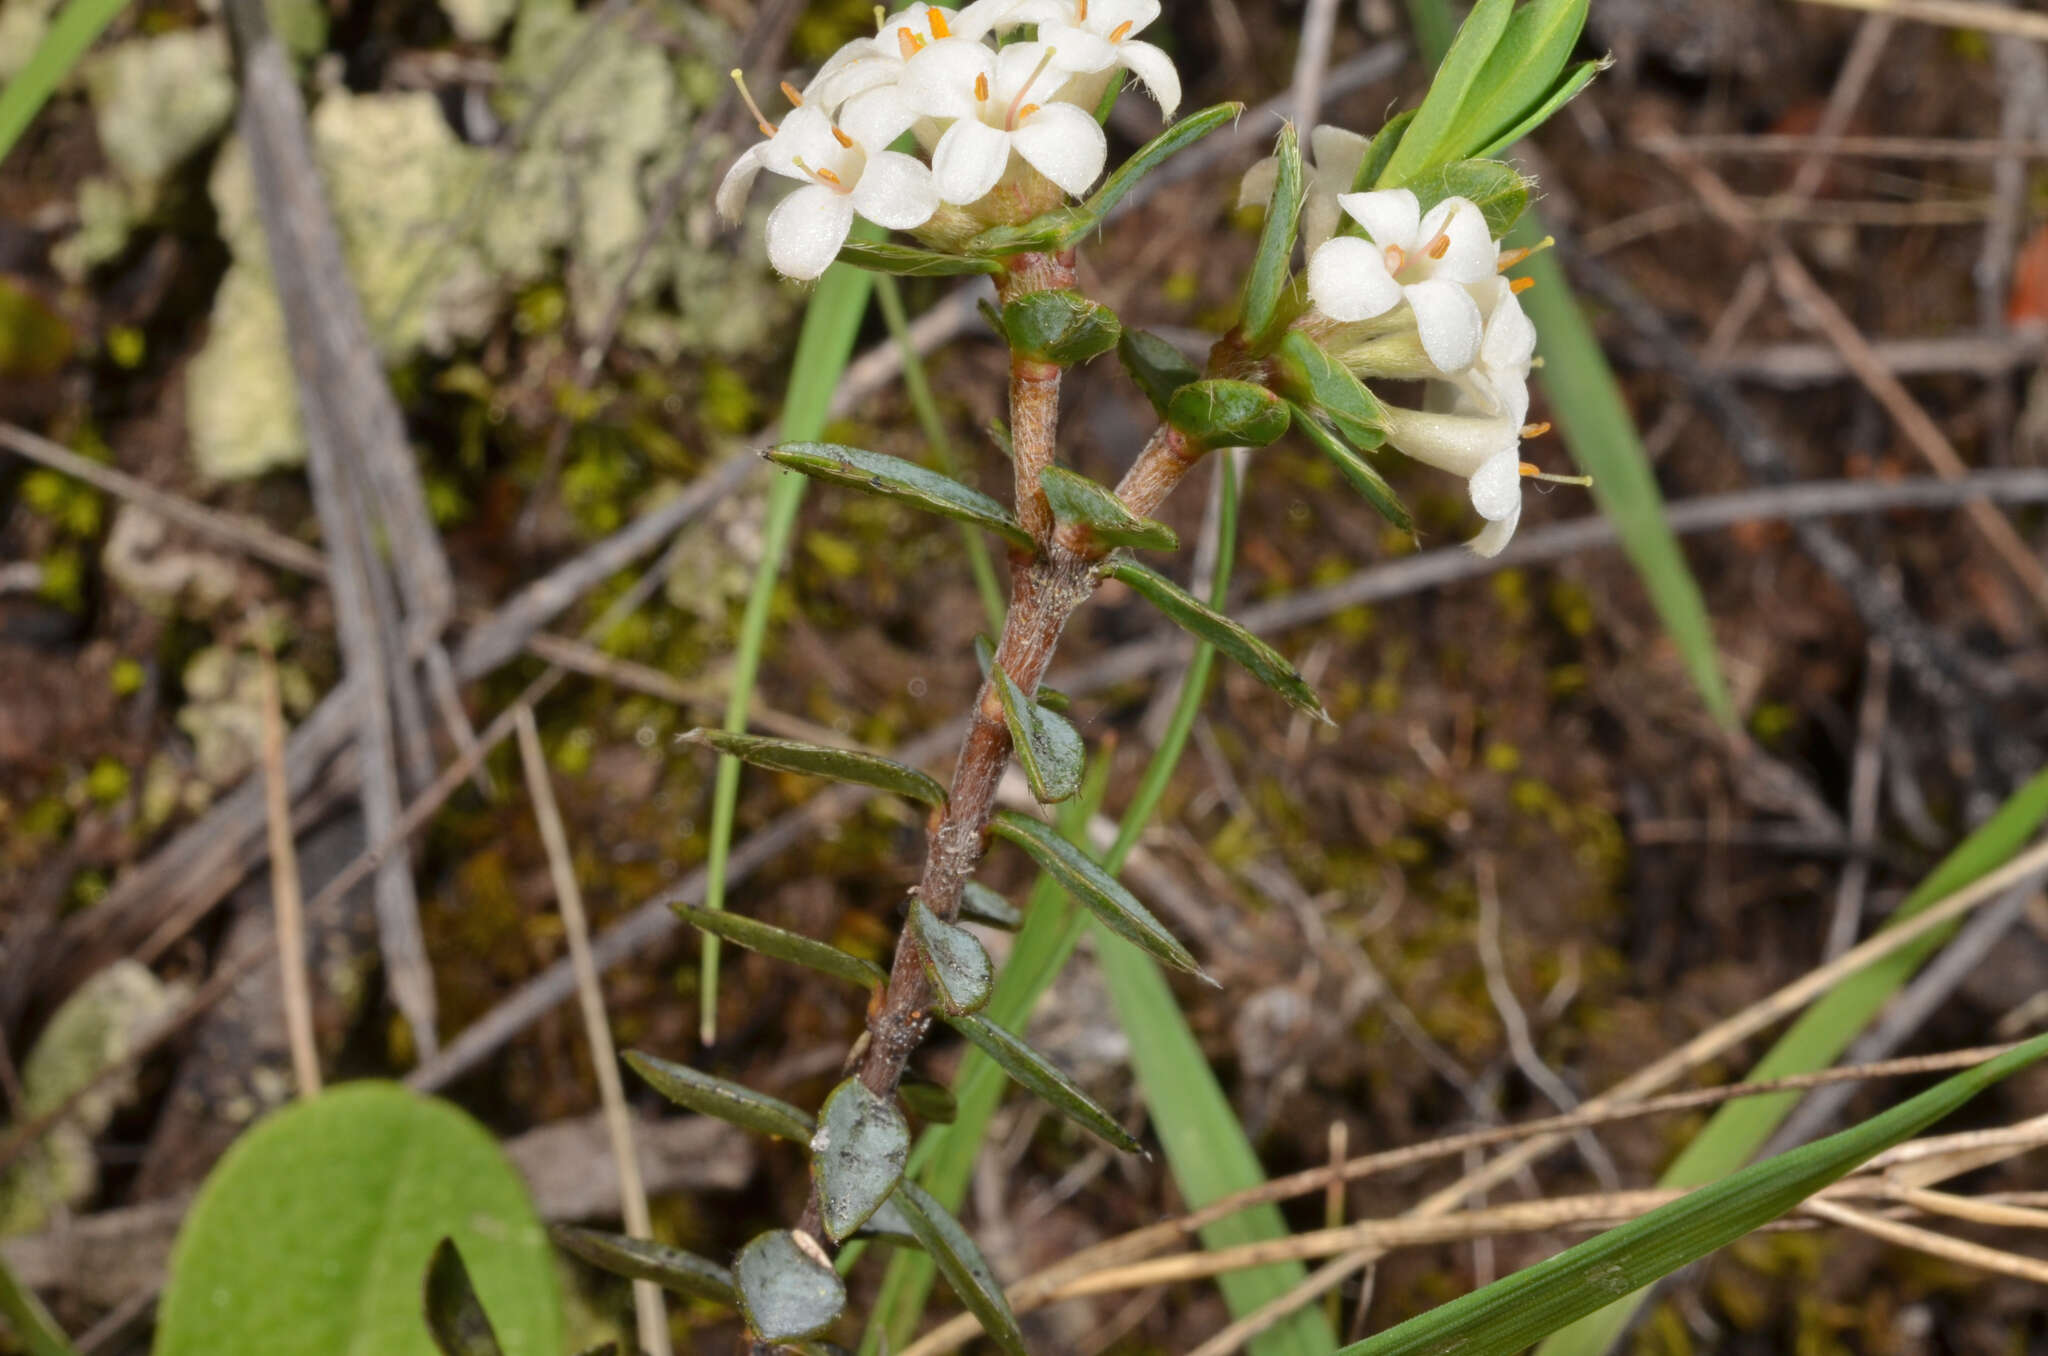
1000;290;1121;367
812;1079;911;1242
1104;558;1331;723
156;1082;562;1356
1274;330;1388;449
680;729;946;807
424;1240;505;1356
1038;465;1178;551
944;1010;1140;1152
672;903;887;990
550;1226;735;1304
1404;158;1531;239
959;881;1024;931
622;1051;814;1141
766;443;1030;549
1166;379;1290;451
1288;403;1413;532
909;899;994;1015
1117;327;1202;416
834;239;1001;276
733;1230;845;1343
990;810;1205;977
1241;122;1302;347
889;1180;1028;1356
991;660;1085;804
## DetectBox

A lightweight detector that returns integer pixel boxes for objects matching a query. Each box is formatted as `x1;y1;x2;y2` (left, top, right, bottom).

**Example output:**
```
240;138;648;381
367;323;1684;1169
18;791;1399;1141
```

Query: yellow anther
1109;18;1133;39
1078;0;1088;18
1519;460;1540;476
1424;231;1450;260
898;27;926;59
1509;275;1535;294
975;72;989;101
815;167;844;186
832;124;854;148
1496;235;1554;271
731;69;777;136
928;7;951;37
780;80;804;106
1519;421;1551;439
1007;45;1060;128
1383;243;1406;274
1017;102;1040;120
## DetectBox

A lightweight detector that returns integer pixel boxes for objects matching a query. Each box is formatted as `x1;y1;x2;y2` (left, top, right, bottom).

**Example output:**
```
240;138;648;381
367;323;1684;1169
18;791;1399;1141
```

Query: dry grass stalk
256;641;321;1098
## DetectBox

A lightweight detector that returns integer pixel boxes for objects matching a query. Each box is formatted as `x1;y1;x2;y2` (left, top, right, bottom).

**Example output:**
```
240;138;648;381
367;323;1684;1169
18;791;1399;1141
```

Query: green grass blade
699;255;876;1044
0;0;127;170
0;1255;79;1356
1538;764;2048;1356
872;274;1006;633
1343;1032;2048;1356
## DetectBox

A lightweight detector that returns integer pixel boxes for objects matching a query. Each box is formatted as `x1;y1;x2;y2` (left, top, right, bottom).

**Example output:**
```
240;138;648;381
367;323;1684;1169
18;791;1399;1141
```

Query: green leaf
897;1077;959;1125
1000;290;1122;366
959;881;1024;931
813;1078;911;1242
1038;465;1178;552
623;1051;815;1141
550;1226;736;1304
856;1196;923;1246
989;656;1085;803
155;1083;562;1356
0;1253;76;1356
1166;379;1291;451
672;902;888;989
424;1241;505;1356
1355;109;1417;191
1288;404;1413;532
909;899;994;1015
1105;558;1331;723
0;0;128;172
1469;58;1603;160
990;810;1204;976
1076;101;1243;231
962;208;1087;257
1403;158;1531;238
1241;123;1303;346
1339;1032;2048;1356
1118;327;1203;416
944;1010;1141;1152
765;442;1031;551
681;728;946;807
1273;330;1388;449
834;239;1002;276
1380;0;1515;186
734;1231;846;1344
1449;0;1592;160
890;1180;1028;1356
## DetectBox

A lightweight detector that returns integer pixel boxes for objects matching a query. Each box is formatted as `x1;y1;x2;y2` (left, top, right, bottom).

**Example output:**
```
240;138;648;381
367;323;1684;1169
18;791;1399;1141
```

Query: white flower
902;38;1106;206
715;105;940;280
1238;124;1372;251
1306;188;1498;372
1010;0;1180;115
802;1;1014;150
1379;404;1529;557
1452;275;1537;420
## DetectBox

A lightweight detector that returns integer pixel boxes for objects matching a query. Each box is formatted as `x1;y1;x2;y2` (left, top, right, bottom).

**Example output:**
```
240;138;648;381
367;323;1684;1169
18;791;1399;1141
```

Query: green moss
85;758;131;805
1489;567;1531;625
110;658;146;696
1749;701;1798;747
1548;578;1596;637
38;548;85;610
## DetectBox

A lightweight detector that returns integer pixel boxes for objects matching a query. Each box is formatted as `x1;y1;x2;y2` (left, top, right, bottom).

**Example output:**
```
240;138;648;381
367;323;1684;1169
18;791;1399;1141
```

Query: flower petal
839;84;919;150
1301;194;1344;252
1095;0;1160;33
1382;406;1517;478
765;106;848;178
1467;447;1524;521
993;39;1057;97
1467;503;1520;557
1307;235;1402;322
901;38;994;120
1237;155;1278;210
1115;40;1180;116
1404;277;1483;373
1309;124;1371;188
955;0;1035;37
1419;196;1496;281
715;144;765;222
807;52;901;110
1041;24;1117;71
852;149;940;228
1337;187;1420;249
765;182;857;280
1012;101;1106;195
930;117;1012;203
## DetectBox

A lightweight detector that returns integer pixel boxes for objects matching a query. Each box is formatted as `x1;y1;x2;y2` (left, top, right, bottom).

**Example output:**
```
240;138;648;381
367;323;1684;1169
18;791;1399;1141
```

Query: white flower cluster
718;0;1181;280
1245;129;1546;556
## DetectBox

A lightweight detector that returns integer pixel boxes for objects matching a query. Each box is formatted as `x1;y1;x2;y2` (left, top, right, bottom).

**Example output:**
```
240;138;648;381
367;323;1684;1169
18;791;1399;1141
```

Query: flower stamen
1495;236;1555;271
1006;45;1059;129
780;80;803;106
898;27;926;59
1509;276;1536;295
1109;18;1133;39
1520;422;1551;439
831;124;854;148
874;4;886;30
927;6;951;37
1078;0;1088;18
1383;243;1406;274
730;69;777;136
975;72;990;101
1424;231;1450;260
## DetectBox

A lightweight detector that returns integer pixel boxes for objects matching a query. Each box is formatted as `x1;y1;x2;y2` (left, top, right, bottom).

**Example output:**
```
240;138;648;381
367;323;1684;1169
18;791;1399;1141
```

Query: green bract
1117;327;1202;415
733;1230;845;1343
812;1079;911;1242
909;899;995;1015
1404;158;1532;238
999;290;1121;367
1288;403;1413;532
1166;379;1291;451
1273;330;1388;449
1039;465;1178;551
1240;123;1303;348
834;239;1002;276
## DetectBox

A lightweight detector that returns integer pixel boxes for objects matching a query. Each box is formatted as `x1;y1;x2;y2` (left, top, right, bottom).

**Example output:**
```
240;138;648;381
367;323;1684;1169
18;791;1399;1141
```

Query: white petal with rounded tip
1301;195;1344;252
998;0;1072;27
1237;156;1278;210
1404;278;1483;373
808;54;901;110
765;183;857;280
1422;197;1497;281
1467;504;1520;557
1096;0;1161;32
1012;101;1106;195
992;39;1056;97
1041;25;1117;71
839;84;918;150
1307;235;1402;322
1467;447;1524;521
931;117;1012;203
715;144;765;222
902;39;994;120
1115;40;1180;115
1382;406;1517;478
954;0;1031;38
1338;187;1420;248
853;150;940;228
769;106;847;177
1309;124;1371;186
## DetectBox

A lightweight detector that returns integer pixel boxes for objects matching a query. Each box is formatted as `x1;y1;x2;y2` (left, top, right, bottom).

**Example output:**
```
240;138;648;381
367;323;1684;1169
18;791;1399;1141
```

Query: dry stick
1824;639;1892;960
1712;331;2048;386
1287;0;1343;127
1635;131;2048;160
257;645;322;1098
514;708;670;1356
1803;1197;2048;1285
1799;0;2048;40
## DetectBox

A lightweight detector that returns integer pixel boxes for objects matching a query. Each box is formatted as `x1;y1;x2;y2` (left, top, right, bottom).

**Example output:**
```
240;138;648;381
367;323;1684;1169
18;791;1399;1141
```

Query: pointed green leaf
990;660;1086;803
944;1010;1141;1152
623;1051;814;1141
889;1180;1028;1356
973;635;1072;713
1082;102;1242;225
835;239;1002;276
733;1230;845;1343
672;903;887;990
1241;123;1303;346
812;1078;911;1242
1470;58;1604;160
1166;379;1291;451
424;1240;505;1356
551;1226;736;1304
681;729;946;807
1118;327;1203;416
766;443;1030;549
1104;558;1330;723
962;208;1086;256
959;881;1023;931
1340;1032;2048;1356
990;810;1203;977
999;290;1121;366
1038;465;1178;552
1273;330;1388;449
909;899;994;1015
1288;403;1413;532
898;1077;959;1125
1355;109;1417;191
1451;0;1592;160
1379;0;1515;186
1403;158;1531;238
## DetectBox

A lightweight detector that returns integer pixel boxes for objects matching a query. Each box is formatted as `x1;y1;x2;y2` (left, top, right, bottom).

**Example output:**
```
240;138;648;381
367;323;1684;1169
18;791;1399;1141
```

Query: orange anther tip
927;7;951;36
1520;421;1551;439
1509;275;1536;294
816;167;843;185
975;72;989;100
1384;243;1405;273
1109;18;1133;39
1017;102;1040;120
1425;232;1450;260
780;80;803;106
898;28;921;58
1519;460;1541;476
831;125;854;147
